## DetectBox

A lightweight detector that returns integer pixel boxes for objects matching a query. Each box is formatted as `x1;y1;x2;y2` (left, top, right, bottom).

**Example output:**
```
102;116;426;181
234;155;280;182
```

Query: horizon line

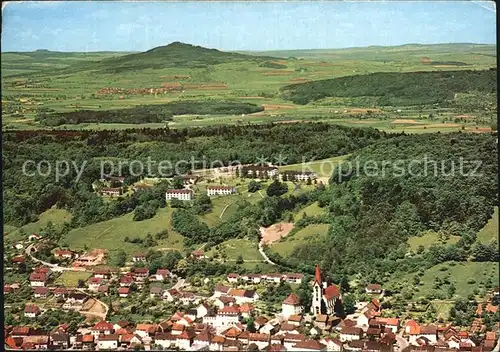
1;41;497;54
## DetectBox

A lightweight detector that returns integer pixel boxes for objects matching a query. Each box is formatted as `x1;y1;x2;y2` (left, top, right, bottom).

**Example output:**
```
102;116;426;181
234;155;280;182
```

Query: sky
1;1;497;52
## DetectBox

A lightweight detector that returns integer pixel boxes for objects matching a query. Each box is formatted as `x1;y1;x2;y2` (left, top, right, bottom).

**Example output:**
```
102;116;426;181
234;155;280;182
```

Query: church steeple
314;264;322;285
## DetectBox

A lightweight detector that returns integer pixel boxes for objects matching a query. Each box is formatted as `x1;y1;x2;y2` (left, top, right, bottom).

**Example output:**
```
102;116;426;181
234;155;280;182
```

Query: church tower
311;264;324;315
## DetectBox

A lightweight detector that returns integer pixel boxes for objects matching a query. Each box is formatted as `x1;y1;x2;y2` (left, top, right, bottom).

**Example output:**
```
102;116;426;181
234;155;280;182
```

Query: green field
54;271;92;288
206;238;264;262
477;207;498;244
293;202;327;222
270;223;329;257
61;207;185;256
280;155;350;178
391;261;499;300
407;231;461;252
5;207;73;243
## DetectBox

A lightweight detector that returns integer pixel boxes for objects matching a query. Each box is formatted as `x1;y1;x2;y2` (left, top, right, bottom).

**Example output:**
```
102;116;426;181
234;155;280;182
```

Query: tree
340;276;350;293
248;180;261;193
193;194;212;214
266;180;288;197
236;255;244;264
342;294;356;315
114;250;127;267
77;279;86;288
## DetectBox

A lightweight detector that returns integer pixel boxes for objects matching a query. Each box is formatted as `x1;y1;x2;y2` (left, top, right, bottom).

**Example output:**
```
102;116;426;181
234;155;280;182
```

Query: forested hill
3;123;386;227
60;42;280;74
280;69;497;105
271;132;498;282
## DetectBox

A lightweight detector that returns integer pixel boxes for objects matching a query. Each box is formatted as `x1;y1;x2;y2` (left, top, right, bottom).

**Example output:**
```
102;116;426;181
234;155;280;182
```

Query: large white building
165;189;193;201
207;186;236;196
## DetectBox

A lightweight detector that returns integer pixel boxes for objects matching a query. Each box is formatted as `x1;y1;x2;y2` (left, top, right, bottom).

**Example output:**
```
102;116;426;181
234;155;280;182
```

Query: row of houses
227;272;304;284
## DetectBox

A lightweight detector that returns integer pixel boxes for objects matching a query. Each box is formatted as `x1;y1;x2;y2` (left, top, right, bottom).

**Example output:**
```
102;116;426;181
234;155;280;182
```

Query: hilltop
81;42;280;73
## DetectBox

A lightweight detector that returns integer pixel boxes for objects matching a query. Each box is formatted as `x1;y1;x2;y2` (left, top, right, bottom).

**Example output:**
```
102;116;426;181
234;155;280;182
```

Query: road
395;331;409;352
25;243;88;272
258;241;277;266
76;288;109;321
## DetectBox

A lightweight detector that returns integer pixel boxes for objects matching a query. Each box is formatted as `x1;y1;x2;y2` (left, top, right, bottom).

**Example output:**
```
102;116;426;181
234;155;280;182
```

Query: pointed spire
314;264;322;285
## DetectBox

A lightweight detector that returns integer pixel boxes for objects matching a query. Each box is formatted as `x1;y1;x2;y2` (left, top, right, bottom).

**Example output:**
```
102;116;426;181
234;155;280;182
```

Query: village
4;237;500;352
4;162;500;351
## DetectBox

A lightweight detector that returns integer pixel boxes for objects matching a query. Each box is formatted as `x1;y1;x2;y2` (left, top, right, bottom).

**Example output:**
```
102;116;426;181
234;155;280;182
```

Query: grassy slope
206;238;263;261
293;202;326;222
61;207;184;255
407;231;461;252
477;206;498;244
5;207;73;243
413;262;499;299
270;223;329;257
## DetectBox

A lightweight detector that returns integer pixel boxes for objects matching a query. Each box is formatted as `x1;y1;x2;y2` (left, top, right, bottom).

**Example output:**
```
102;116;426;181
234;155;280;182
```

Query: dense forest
3;123;385;227
280;69;497;105
35;101;264;126
266;132;498;283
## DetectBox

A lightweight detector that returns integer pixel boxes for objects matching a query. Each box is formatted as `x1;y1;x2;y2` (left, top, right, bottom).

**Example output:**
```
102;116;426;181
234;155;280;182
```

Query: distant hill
90;42;280;73
239;43;497;60
280;68;497;106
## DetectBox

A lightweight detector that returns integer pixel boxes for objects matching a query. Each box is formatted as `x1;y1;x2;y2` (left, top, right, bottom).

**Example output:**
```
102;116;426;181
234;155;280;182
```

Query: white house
227;288;259;304
215;306;240;328
207;186;236;196
282;293;303;319
197;303;210;318
365;283;383;294
97;334;119;350
227;273;239;283
154;332;175;349
166;189;193;201
155;269;171;281
279;170;317;182
88;277;102;292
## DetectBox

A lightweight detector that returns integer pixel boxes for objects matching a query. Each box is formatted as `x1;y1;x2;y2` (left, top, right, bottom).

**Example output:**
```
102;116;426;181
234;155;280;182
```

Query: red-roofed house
132;252;147;262
282;293;303;318
91;321;114;338
24;304;41;318
33;286;49;298
55;249;73;259
120;275;134;287
118;287;130;298
155;269;171;281
29;272;47;287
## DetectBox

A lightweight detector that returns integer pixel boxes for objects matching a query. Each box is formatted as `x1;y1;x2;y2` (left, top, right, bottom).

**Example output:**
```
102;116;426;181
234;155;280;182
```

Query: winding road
25;243;88;272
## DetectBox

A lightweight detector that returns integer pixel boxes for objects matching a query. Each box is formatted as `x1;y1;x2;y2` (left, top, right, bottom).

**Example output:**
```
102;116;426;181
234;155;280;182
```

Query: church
311;264;342;315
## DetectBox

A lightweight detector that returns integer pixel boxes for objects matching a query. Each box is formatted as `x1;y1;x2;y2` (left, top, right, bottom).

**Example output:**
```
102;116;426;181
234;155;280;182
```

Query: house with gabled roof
282;293;303;318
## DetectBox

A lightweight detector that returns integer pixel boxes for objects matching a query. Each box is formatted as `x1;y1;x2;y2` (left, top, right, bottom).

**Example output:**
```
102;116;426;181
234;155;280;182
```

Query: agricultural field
54;271;92;288
270;223;329;257
2;43;496;133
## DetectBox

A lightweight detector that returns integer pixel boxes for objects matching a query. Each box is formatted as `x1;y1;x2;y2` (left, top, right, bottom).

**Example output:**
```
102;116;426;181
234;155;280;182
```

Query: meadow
270;223;329;257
